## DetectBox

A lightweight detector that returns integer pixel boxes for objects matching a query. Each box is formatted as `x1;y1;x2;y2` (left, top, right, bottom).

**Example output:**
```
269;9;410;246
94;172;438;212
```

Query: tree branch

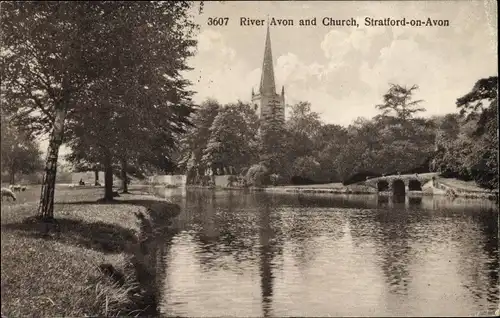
14;79;55;123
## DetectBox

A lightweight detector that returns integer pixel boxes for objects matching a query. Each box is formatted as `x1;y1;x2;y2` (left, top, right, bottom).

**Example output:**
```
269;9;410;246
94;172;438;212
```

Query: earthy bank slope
1;186;177;317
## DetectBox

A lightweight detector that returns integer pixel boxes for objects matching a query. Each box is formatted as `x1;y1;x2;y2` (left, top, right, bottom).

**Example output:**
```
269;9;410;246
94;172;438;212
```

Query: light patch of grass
438;178;497;193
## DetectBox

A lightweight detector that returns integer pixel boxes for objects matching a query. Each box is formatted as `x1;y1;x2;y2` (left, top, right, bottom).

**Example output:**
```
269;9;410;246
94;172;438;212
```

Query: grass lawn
1;185;173;317
437;178;496;193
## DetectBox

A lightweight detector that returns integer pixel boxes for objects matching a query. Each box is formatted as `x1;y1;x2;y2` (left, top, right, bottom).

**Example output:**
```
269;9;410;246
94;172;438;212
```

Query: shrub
291;175;316;185
270;173;280;186
246;164;269;187
201;175;212;186
291;156;321;181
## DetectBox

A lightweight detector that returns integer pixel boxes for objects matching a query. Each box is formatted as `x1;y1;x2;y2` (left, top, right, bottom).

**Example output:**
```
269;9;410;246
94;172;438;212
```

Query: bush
200;175;212;186
270;173;280;186
291;175;316;185
291;156;320;181
246;164;269;187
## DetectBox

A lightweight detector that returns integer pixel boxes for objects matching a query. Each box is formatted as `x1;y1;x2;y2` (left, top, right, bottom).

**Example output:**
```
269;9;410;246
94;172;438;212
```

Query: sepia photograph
0;0;498;317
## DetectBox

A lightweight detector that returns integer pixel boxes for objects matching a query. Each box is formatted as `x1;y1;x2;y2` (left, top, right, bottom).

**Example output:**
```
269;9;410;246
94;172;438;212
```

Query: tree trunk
94;169;99;186
121;158;129;193
104;151;114;200
9;167;15;185
37;107;66;220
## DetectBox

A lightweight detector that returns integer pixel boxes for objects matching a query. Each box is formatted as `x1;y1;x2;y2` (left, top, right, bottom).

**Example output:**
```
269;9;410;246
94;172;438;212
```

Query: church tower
251;22;285;124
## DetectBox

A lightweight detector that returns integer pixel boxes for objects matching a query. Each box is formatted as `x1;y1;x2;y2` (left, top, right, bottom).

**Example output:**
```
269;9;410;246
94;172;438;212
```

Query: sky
183;0;497;126
41;0;498;161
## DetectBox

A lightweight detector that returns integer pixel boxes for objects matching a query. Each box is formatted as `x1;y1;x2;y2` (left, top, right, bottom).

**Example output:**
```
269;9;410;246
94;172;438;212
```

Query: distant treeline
178;78;498;190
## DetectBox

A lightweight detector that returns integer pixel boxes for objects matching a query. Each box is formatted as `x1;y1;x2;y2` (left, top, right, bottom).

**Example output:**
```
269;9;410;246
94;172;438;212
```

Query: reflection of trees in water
189;192;285;317
155;232;177;314
177;191;285;279
479;208;499;305
135;207;181;316
482;218;499;307
454;207;499;309
420;196;498;213
376;195;422;210
258;194;277;318
377;195;390;208
373;209;413;296
167;190;286;317
295;194;379;209
157;189;499;314
392;194;406;204
348;207;415;296
408;196;422;207
283;209;346;270
194;192;259;270
350;197;499;310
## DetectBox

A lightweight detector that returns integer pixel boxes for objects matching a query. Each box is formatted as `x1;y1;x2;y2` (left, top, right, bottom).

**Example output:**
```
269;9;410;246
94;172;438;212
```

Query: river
150;188;499;317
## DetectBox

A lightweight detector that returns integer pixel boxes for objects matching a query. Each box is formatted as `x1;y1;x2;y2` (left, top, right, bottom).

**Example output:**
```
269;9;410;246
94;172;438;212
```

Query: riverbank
1;186;179;317
176;176;497;200
174;183;375;194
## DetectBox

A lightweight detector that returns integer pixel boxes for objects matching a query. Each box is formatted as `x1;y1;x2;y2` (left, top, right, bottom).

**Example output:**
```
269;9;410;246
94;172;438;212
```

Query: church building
251;23;285;124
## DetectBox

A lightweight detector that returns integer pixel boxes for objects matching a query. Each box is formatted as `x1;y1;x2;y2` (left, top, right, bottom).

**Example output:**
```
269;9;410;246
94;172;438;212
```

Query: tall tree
376;84;425;122
456;76;498;189
456;76;497;119
3;2;199;206
259;121;292;178
65;138;104;186
1;2;115;218
314;124;349;182
202;102;259;174
178;99;222;183
287;101;322;139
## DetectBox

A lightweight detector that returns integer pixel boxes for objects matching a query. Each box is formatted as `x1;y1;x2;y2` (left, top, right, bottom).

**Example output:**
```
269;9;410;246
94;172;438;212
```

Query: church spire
259;20;276;96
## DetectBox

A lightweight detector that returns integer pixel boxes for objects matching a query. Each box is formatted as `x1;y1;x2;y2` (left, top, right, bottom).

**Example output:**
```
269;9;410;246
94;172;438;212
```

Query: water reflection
154;189;499;317
258;195;275;317
377;211;412;295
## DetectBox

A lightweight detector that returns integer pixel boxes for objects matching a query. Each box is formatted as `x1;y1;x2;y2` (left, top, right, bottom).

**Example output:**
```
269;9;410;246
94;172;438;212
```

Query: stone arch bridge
364;173;438;196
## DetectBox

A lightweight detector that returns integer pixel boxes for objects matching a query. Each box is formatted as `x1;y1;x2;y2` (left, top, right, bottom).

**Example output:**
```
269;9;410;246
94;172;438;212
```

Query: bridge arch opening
392;179;406;196
377;180;389;191
408;179;422;191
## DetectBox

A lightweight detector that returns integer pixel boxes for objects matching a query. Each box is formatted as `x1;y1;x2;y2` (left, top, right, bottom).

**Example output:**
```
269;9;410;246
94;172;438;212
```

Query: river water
151;189;499;317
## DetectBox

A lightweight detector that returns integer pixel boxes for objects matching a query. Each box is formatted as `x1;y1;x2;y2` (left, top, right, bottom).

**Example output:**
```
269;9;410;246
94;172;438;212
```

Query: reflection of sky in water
157;190;499;317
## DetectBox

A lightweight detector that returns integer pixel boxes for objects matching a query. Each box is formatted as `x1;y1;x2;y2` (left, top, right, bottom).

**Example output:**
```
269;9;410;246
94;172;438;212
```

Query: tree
202;102;259;175
430;76;498;189
1;2;118;218
287;101;322;139
376;84;425;122
258;121;292;178
312;124;348;183
246;163;269;187
178;99;222;183
2;2;200;209
1;116;43;184
291;156;320;180
456;76;497;119
371;84;434;174
456;76;498;189
65;141;103;186
67;2;197;199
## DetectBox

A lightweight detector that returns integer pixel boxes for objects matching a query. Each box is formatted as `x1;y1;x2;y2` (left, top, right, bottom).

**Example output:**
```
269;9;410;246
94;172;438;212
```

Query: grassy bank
1;186;178;317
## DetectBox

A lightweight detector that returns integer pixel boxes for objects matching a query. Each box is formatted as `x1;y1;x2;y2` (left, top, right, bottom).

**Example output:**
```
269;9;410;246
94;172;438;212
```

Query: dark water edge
145;188;499;317
107;200;182;317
